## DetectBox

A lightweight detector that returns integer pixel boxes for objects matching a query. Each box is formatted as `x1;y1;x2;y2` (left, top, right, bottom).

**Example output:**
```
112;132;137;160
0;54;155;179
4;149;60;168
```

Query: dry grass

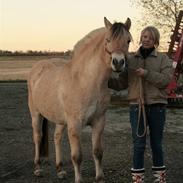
0;56;69;81
0;60;36;81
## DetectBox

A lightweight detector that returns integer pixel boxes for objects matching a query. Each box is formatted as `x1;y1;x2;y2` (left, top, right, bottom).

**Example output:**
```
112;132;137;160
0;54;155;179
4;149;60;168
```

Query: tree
131;0;183;51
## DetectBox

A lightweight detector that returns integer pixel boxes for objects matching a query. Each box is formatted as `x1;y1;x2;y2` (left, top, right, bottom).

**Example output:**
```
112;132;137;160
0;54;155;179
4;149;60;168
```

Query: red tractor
166;10;183;107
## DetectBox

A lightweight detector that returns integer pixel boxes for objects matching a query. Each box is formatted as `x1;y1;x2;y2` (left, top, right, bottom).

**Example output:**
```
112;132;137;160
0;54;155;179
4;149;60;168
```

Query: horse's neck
70;41;111;88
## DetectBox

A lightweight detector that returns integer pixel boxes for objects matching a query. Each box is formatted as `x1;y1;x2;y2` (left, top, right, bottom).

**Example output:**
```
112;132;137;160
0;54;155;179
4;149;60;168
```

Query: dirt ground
0;82;183;183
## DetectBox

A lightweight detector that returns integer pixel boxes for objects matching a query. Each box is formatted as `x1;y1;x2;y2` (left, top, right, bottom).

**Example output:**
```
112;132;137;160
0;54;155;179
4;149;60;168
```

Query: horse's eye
106;38;111;43
127;40;131;44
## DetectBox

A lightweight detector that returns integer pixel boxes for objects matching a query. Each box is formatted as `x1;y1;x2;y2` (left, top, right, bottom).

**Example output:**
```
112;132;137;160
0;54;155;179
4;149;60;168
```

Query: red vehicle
166;10;183;107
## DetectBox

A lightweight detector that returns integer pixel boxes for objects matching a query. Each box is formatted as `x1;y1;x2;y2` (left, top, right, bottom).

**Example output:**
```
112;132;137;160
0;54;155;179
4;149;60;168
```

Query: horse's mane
72;22;132;58
73;27;105;57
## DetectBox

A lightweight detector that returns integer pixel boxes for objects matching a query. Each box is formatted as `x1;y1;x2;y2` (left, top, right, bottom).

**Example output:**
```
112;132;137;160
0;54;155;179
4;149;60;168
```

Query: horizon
0;0;141;52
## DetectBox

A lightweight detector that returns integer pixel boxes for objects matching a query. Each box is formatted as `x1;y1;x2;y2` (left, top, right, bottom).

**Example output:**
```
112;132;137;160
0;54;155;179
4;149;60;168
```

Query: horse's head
104;17;132;72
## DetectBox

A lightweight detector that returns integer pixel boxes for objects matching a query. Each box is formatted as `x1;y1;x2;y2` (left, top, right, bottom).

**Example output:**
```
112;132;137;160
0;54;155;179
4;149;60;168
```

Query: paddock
0;82;182;183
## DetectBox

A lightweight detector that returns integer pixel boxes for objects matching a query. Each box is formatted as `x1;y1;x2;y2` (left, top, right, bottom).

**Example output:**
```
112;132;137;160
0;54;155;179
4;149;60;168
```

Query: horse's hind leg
31;112;43;176
91;116;105;183
54;124;67;179
67;123;82;183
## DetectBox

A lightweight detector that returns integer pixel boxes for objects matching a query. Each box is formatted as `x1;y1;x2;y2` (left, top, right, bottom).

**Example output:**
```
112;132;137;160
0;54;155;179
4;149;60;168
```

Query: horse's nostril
112;58;118;65
120;59;125;66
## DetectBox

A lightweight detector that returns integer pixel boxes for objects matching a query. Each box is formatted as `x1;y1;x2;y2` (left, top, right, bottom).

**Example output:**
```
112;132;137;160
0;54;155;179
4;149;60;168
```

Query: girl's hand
136;68;145;76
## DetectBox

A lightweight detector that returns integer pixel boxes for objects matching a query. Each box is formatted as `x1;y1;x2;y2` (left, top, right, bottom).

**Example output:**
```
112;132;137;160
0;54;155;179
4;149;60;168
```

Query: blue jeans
130;104;166;169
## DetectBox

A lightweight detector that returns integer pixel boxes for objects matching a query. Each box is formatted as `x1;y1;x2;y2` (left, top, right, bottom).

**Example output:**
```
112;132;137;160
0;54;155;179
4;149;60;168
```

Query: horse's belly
32;79;66;124
35;97;65;124
84;102;98;122
83;98;109;126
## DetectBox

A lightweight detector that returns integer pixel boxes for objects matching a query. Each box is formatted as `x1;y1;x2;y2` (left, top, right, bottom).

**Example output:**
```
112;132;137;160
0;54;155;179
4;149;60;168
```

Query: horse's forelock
111;22;131;40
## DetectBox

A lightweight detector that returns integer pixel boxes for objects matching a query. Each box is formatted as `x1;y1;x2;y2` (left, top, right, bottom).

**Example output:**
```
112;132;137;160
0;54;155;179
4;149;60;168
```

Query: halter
104;38;112;55
104;38;124;56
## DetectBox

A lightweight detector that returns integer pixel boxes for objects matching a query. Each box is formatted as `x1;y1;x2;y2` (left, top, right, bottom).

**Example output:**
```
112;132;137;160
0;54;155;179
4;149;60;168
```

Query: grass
0;56;66;81
0;60;38;69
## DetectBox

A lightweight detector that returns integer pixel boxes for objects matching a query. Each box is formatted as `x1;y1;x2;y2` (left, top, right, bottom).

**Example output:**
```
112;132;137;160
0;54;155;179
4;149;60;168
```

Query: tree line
0;49;73;57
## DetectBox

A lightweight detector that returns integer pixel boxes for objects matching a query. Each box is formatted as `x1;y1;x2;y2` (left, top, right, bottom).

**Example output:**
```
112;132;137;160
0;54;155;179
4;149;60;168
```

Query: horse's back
49;58;69;67
28;58;69;87
29;60;54;82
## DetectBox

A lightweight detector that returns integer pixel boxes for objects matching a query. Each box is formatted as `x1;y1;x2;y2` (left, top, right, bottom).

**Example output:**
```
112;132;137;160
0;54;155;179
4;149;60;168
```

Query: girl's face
141;30;155;49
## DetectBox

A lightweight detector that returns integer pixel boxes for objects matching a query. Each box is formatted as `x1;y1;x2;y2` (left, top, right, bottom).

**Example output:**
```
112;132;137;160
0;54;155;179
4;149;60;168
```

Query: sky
0;0;141;52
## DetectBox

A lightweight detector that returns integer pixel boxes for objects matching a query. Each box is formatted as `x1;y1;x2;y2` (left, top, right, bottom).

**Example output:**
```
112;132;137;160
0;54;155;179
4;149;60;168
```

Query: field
0;56;68;81
0;82;183;183
0;57;183;182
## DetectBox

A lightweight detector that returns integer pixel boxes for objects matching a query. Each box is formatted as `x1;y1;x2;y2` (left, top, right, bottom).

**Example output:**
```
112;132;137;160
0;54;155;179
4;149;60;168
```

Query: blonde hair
140;26;160;47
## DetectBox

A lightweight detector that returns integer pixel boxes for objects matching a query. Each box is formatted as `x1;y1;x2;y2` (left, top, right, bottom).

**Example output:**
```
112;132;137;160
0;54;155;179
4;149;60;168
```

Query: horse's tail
40;117;49;158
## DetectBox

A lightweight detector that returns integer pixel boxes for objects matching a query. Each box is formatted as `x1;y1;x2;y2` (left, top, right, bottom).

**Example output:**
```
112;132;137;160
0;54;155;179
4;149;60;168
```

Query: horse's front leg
31;113;43;176
91;116;105;183
67;123;82;183
54;123;67;179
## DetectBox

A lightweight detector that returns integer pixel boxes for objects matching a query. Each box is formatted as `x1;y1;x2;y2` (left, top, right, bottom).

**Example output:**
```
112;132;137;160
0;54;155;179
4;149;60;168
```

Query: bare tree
131;0;183;51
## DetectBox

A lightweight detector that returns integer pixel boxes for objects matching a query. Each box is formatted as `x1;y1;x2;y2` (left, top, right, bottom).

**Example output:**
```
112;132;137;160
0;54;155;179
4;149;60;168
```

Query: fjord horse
28;17;131;183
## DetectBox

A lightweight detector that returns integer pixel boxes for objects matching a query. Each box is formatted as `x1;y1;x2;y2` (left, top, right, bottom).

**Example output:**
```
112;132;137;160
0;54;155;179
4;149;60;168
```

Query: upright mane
73;27;105;57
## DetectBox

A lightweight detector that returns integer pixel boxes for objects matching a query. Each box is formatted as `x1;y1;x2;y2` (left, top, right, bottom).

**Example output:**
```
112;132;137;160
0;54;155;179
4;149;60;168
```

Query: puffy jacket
108;49;173;104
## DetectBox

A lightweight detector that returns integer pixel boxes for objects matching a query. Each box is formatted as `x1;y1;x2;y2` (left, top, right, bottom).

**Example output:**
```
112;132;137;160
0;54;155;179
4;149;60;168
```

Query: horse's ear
104;17;112;29
124;18;131;31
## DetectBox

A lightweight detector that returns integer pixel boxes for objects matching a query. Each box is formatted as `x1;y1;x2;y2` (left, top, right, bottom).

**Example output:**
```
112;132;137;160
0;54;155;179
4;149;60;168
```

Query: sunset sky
0;0;142;52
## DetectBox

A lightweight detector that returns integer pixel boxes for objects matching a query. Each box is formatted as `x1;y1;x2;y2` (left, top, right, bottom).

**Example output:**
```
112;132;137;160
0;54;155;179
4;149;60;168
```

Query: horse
27;17;131;183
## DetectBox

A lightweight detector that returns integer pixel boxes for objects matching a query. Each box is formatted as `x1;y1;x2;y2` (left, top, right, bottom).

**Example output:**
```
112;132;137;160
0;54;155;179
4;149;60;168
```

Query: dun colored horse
28;17;131;183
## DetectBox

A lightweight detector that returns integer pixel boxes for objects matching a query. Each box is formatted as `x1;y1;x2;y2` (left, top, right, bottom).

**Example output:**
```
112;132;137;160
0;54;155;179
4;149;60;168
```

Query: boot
131;168;145;183
152;166;166;183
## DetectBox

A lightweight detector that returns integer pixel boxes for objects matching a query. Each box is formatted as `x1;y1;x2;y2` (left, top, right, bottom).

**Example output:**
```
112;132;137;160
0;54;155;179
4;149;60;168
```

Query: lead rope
136;77;147;137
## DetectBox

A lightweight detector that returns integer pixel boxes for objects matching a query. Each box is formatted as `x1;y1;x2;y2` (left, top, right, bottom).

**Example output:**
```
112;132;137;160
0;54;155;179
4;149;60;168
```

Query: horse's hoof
94;180;105;183
34;169;43;177
42;158;50;165
94;176;105;183
75;178;83;183
57;170;67;179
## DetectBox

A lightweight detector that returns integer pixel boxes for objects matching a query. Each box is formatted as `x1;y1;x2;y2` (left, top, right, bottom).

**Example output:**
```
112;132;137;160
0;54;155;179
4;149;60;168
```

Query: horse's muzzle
112;58;125;72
